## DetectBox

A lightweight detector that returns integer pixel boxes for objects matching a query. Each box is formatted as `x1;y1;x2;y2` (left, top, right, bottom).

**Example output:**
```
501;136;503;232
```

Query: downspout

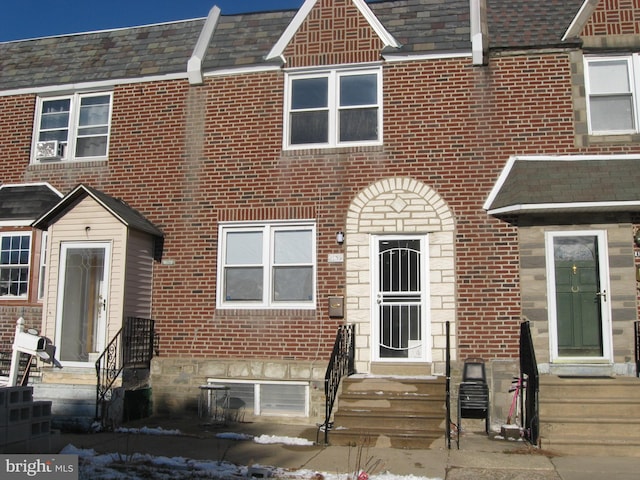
187;6;221;85
470;0;489;66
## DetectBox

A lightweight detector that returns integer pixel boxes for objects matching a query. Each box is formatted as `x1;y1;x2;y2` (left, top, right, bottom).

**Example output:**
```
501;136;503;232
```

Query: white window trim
0;231;32;300
216;221;316;309
32;91;113;164
584;54;640;135
283;67;383;150
38;231;48;300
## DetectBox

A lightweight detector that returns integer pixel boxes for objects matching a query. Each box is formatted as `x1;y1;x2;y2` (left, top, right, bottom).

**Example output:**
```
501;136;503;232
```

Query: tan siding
41;196;127;350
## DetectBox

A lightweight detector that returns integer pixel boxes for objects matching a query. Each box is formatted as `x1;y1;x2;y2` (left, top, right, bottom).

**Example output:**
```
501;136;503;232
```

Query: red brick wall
284;0;383;67
582;0;640;36
2;48;640;360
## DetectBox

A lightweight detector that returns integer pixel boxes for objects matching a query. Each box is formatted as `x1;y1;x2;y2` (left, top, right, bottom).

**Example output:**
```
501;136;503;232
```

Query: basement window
206;379;309;417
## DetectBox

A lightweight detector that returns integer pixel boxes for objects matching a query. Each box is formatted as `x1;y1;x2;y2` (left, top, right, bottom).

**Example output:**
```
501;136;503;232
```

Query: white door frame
371;234;431;362
545;230;613;364
55;241;111;367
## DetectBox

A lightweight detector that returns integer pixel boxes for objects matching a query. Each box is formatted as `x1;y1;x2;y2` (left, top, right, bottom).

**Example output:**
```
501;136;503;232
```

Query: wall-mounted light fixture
635;228;640;247
336;231;345;245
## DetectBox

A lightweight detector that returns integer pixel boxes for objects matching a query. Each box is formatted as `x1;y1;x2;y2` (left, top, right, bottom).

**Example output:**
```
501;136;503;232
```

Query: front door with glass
56;243;110;364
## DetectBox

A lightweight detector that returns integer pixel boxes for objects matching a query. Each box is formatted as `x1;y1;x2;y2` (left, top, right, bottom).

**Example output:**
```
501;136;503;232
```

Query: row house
2;0;640;454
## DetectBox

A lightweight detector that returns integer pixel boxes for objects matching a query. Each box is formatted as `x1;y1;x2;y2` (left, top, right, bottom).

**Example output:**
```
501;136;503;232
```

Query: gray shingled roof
0;0;585;91
487;0;584;49
33;184;164;240
0;184;62;221
485;158;640;214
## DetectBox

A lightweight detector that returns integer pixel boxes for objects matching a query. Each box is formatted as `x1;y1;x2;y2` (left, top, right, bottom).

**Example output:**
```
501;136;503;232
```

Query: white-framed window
0;232;31;298
206;379;309;417
585;55;640;134
284;67;382;149
217;222;316;309
33;91;113;163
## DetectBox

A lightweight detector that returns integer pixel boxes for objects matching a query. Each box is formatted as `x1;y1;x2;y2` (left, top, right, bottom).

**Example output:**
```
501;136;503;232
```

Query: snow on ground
62;427;440;480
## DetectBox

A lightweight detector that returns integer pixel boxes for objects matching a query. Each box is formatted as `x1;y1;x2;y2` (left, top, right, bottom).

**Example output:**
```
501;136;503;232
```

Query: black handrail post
321;324;355;445
635;321;640;377
445;320;451;449
519;321;539;445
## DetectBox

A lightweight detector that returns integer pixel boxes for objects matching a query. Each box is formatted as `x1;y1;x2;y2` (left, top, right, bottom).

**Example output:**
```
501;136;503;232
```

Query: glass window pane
291;77;328;109
77;126;109;136
340;74;377;106
274;230;312;264
39;130;68;142
589;60;630;94
590;96;634;132
224;267;263;301
339;108;378;142
42;99;70;114
273;266;312;302
290;111;328;144
226;232;262;264
75;137;108;157
79;103;110;127
40;112;70;130
260;383;305;415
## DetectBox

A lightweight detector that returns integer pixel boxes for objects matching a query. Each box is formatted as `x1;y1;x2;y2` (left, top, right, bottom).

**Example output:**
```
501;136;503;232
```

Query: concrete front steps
539;375;640;457
327;375;446;449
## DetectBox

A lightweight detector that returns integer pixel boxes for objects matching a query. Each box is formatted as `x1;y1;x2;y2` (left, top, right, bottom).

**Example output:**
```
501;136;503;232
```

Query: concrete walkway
51;416;640;479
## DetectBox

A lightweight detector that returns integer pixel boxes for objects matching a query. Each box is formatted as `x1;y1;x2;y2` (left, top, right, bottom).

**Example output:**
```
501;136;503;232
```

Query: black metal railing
445;320;452;449
95;317;155;420
519;320;539;445
635;321;640;377
319;324;355;445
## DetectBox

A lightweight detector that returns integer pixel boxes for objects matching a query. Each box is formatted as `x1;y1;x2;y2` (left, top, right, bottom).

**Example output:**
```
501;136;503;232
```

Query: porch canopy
484;155;640;216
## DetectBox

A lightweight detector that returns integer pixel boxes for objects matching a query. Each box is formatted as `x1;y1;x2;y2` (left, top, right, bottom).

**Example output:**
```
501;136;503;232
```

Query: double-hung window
0;233;31;298
285;68;382;148
218;222;316;308
585;55;639;134
33;92;113;162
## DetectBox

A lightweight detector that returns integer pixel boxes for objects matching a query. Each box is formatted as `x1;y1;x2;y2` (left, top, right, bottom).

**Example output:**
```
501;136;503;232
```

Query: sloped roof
484;156;640;215
487;0;585;49
33;184;164;240
0;0;587;91
0;183;62;222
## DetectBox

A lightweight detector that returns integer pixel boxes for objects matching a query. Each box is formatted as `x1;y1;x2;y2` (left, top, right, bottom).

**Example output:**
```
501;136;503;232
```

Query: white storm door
56;242;110;365
372;236;430;362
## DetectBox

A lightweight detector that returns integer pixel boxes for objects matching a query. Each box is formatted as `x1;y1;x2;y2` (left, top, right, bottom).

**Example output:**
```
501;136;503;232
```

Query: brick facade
2;0;640;423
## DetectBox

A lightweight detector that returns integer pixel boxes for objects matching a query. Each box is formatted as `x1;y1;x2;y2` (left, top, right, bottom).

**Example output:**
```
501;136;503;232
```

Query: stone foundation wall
150;357;326;424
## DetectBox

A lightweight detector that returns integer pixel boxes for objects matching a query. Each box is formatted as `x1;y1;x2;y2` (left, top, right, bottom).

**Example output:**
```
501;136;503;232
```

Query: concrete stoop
539;375;640;457
328;375;446;449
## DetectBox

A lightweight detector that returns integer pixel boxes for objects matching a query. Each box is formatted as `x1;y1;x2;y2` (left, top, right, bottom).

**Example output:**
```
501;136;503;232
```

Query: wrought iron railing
635;321;640;377
319;324;355;445
95;317;155;420
519;320;539;445
445;320;452;449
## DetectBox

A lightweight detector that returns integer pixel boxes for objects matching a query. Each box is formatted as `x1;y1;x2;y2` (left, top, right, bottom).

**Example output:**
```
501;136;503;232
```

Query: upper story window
585;55;639;134
285;68;382;149
217;222;316;309
0;232;31;298
33;92;113;163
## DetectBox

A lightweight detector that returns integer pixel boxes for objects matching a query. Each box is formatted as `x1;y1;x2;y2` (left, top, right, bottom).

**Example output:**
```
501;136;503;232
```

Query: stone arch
345;177;456;374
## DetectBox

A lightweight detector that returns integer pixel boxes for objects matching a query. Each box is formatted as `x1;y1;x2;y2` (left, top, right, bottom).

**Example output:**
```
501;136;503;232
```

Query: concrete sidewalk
51;416;640;479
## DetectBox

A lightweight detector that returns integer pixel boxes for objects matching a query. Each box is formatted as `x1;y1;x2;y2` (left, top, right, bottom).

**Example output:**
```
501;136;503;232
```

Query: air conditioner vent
36;140;62;160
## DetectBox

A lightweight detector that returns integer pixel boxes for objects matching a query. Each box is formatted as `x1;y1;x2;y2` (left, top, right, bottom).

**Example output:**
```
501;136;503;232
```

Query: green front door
553;235;603;357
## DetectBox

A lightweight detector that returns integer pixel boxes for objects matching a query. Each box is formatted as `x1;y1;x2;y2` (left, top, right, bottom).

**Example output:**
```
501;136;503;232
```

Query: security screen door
56;243;110;364
373;236;429;361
